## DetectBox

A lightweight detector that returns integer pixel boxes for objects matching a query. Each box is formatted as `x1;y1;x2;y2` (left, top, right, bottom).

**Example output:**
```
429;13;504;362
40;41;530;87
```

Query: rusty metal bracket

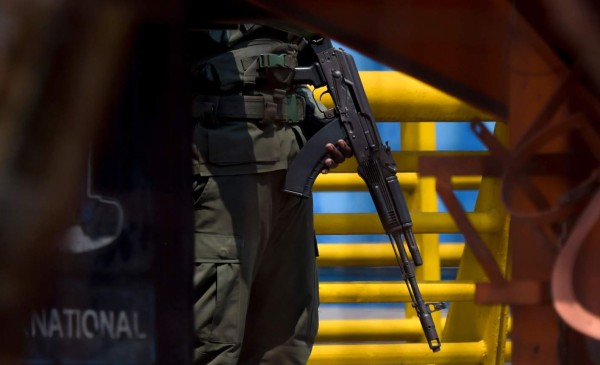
476;280;550;305
471;116;600;256
419;146;561;304
469;73;600;229
420;155;506;284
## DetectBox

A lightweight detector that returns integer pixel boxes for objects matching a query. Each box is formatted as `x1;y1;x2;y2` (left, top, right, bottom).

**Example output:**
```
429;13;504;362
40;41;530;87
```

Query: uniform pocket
194;233;244;344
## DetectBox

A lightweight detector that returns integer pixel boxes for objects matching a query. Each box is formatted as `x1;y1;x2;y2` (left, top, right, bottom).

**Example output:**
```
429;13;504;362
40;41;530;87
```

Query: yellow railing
317;243;464;267
308;70;511;364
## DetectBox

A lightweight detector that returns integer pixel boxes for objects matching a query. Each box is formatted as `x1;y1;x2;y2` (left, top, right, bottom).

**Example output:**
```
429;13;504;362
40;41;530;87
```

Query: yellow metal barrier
315;173;481;192
314;211;503;234
317;243;464;267
330;150;488;173
309;341;488;364
400;121;441;336
441;122;511;365
317;318;433;342
320;281;475;303
309;70;511;364
309;342;512;364
317;317;512;343
319;71;493;122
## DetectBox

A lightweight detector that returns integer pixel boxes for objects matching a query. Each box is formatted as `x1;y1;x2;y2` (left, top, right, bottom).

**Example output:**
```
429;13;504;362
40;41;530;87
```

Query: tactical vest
192;33;306;126
191;30;311;176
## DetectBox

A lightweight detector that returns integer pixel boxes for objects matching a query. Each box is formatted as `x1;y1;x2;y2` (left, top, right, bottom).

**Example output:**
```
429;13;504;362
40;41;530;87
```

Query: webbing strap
262;89;285;124
193;94;305;125
258;53;297;69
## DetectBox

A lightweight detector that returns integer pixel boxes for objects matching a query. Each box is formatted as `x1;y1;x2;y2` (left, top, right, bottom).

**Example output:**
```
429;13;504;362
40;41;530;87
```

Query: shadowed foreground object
3;0;600;364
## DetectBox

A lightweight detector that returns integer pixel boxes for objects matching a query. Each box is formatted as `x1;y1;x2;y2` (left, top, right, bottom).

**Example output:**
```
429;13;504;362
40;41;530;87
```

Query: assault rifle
284;37;445;352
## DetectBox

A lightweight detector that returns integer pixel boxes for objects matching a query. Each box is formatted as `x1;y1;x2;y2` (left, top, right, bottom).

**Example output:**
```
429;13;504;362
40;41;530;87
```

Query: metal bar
330;151;488;173
316;318;428;342
504;2;571;360
314;173;418;192
309;341;487;364
317;243;463;267
314;173;481;192
436;174;506;284
320;281;475;303
317;71;493;121
437;122;511;364
315;211;503;234
318;318;512;342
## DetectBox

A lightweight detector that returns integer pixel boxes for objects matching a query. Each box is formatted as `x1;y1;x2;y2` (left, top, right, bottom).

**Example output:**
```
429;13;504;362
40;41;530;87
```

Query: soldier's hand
322;139;353;174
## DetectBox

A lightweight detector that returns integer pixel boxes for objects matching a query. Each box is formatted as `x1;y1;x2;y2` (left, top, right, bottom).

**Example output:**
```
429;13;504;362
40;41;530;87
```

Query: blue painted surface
436;121;495;151
319;267;459;282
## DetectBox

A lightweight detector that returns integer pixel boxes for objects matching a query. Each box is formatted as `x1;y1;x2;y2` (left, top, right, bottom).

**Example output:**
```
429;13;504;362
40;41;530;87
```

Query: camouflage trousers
193;170;319;365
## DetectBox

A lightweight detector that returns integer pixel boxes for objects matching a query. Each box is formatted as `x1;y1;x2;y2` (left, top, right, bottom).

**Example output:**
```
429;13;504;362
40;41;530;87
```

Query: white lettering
30;310;47;337
48;309;64;338
99;310;115;338
116;311;133;339
63;309;75;338
133;312;147;339
73;309;81;338
26;308;148;340
82;310;99;339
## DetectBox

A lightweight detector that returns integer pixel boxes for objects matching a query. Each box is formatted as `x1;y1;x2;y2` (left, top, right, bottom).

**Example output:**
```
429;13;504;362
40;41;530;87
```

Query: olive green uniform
191;25;323;364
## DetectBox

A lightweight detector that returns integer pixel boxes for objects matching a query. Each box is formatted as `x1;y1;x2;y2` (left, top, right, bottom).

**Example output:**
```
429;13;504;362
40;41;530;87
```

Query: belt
193;92;306;127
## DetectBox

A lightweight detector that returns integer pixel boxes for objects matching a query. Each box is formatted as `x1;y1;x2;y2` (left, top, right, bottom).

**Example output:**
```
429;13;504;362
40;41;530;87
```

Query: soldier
190;24;352;364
